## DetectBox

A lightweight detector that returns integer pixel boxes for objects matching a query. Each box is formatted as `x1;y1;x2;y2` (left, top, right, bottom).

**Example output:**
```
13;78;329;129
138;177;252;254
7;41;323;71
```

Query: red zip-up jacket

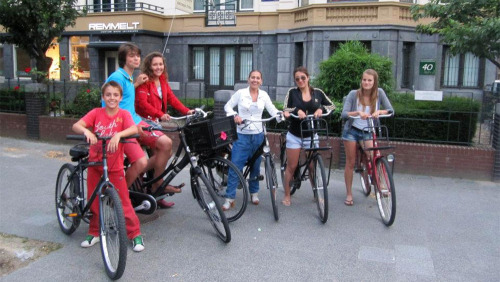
135;74;190;120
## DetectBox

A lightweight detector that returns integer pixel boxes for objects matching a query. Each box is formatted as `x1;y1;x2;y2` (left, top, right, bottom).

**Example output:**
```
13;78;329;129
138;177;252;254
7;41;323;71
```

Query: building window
294;42;304;69
92;0;135;12
240;0;253;10
194;0;205;12
442;47;483;88
239;46;252;80
192;46;205;80
70;36;90;80
15;47;31;78
401;42;414;89
0;45;3;77
190;45;253;95
329;41;371;56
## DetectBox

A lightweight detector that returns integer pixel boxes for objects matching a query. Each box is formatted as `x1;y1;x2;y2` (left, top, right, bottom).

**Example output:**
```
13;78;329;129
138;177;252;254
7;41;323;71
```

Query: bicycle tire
312;155;328;223
359;151;371;196
200;156;248;222
55;163;81;235
374;157;396;226
99;187;128;280
280;145;287;191
191;171;231;243
280;148;301;195
265;156;279;221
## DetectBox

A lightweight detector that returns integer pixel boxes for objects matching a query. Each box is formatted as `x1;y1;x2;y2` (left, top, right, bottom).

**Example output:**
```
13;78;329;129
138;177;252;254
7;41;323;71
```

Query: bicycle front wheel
192;172;231;243
55;163;81;235
312;155;328;223
265;156;279;221
99;187;127;280
200;156;248;222
359;151;371;196
374;157;396;226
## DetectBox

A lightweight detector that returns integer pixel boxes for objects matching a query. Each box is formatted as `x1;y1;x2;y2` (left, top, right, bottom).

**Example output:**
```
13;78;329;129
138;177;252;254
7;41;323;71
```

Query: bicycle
351;113;396;226
129;108;233;242
55;134;137;280
226;113;284;221
280;110;333;223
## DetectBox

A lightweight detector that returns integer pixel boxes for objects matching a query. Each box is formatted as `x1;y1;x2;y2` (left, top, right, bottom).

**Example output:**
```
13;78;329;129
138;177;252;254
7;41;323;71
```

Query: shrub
0;88;26;113
63;86;101;117
314;41;394;101
385;93;480;145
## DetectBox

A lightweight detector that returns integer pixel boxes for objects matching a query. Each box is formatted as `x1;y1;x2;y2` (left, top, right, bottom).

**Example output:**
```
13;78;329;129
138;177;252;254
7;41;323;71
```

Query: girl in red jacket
135;52;194;208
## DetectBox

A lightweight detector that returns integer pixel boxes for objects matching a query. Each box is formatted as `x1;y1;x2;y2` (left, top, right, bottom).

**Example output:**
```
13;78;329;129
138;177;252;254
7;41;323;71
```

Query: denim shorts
342;126;372;142
286;132;319;149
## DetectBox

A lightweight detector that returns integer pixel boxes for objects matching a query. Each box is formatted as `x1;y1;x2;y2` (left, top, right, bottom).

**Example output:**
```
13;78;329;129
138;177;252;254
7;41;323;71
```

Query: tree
411;0;500;69
314;41;393;101
0;0;84;82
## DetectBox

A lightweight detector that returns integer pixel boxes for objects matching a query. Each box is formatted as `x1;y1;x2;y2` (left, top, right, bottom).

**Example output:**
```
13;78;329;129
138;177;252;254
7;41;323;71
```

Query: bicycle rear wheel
374;157;396;226
312;155;328;223
359;151;371;196
99;186;127;280
265;156;279;221
191;171;231;243
55;163;81;235
200;156;248;222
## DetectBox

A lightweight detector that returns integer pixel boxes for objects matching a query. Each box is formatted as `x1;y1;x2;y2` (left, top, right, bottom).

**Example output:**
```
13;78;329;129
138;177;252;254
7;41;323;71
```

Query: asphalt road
0;137;499;281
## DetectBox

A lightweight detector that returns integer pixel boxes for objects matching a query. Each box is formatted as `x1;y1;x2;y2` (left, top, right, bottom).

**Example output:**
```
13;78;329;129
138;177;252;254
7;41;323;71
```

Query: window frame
441;46;485;89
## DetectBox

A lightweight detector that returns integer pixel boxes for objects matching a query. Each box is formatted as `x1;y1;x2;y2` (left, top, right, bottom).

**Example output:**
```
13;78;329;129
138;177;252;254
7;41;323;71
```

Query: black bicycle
280;111;332;223
232;114;284;221
55;134;137;280
129;108;233;242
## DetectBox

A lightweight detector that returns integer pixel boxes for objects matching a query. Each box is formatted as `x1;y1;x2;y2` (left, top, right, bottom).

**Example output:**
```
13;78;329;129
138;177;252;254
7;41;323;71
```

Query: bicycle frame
355;115;394;191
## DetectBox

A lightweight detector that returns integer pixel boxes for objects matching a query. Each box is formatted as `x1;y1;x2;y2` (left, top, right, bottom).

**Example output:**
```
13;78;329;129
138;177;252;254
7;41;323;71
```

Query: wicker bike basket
184;115;238;153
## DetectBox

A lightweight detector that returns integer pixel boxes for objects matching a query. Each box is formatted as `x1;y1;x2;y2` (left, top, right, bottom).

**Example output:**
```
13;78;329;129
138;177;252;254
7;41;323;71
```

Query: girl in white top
223;70;280;210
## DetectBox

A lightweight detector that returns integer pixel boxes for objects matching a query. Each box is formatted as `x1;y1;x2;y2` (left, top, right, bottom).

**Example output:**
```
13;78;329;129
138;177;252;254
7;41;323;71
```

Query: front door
205;46;236;97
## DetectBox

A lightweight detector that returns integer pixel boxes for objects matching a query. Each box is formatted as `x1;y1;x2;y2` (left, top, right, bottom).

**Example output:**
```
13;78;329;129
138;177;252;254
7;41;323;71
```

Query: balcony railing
75;2;164;14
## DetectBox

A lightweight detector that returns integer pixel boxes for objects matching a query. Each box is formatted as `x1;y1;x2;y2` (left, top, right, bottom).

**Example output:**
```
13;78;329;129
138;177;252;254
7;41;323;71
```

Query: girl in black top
282;66;335;206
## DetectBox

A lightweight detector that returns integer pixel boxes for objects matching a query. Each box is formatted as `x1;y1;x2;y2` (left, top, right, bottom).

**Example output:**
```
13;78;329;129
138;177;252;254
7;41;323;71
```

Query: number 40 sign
419;60;436;75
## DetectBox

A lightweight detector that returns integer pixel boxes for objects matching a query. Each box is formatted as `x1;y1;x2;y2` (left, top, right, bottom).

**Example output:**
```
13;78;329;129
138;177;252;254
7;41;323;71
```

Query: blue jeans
226;132;265;199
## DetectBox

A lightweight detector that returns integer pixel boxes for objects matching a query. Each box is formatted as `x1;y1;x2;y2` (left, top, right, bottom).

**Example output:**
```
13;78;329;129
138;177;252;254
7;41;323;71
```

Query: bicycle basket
184;116;238;153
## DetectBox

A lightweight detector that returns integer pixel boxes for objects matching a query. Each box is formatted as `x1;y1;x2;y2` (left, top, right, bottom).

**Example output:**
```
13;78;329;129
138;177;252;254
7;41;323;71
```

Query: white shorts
285;132;319;149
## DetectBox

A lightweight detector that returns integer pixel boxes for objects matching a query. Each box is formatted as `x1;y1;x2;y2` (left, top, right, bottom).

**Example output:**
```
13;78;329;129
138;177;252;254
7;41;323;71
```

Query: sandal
344;199;354;206
164;183;185;194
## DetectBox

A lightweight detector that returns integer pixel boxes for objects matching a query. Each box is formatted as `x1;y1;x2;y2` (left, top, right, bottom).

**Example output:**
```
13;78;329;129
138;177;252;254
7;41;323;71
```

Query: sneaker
222;198;235;211
251;193;259;205
132;236;145;252
81;235;99;248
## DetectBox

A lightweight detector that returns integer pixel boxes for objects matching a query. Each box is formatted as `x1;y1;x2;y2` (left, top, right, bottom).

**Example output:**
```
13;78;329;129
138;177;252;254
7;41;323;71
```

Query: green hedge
384;93;480;145
0;89;25;113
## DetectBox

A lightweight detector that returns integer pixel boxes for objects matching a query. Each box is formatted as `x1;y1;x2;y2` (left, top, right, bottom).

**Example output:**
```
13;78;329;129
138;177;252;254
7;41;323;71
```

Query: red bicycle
351;113;396;226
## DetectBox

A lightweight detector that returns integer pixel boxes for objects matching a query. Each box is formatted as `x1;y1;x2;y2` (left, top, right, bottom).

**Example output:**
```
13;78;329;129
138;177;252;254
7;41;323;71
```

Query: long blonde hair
356;69;379;114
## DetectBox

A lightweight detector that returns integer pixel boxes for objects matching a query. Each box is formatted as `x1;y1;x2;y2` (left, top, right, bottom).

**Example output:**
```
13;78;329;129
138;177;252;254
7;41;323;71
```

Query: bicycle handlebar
141;107;210;133
288;109;332;119
242;112;283;124
349;113;393;119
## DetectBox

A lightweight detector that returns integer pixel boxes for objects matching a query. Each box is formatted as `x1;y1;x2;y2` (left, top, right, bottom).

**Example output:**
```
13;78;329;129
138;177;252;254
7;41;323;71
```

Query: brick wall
0;112;495;181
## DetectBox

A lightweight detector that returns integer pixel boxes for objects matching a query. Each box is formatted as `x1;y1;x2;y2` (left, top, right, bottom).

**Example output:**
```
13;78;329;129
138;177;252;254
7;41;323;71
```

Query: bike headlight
263;146;270;153
387;154;395;163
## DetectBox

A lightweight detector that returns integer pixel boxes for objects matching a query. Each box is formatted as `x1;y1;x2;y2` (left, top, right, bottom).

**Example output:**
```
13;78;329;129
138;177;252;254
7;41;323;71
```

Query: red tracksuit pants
87;167;141;240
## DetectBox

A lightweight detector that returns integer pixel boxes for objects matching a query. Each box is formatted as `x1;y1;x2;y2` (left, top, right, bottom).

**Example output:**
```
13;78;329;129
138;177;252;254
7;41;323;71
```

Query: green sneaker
132;236;144;252
81;235;99;248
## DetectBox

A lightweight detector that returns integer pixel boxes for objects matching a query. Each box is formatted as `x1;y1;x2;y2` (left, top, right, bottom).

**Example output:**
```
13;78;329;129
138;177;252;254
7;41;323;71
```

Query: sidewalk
0;137;499;281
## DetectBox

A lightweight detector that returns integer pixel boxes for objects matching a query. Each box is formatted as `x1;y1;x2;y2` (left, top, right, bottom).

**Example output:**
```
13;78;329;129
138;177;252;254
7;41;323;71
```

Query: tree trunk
35;55;53;83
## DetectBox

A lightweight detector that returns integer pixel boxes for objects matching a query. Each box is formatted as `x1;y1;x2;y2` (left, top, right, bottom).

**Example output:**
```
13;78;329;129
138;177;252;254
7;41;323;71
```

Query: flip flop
344;199;354;206
163;183;185;194
281;199;291;206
